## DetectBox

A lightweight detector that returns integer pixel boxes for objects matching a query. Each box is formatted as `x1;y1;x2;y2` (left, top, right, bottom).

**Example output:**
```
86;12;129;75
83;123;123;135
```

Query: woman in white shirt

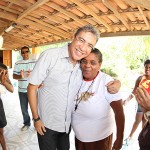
72;48;125;150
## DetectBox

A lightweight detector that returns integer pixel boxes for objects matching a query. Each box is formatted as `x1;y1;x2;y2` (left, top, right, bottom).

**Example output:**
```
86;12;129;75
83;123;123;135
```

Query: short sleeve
28;50;54;85
104;74;122;103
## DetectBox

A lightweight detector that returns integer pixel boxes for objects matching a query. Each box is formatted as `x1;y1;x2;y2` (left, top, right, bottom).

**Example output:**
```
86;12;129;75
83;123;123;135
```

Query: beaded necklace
74;79;95;111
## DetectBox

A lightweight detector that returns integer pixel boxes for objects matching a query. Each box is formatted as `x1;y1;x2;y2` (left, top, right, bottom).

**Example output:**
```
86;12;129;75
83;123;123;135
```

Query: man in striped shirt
13;46;36;131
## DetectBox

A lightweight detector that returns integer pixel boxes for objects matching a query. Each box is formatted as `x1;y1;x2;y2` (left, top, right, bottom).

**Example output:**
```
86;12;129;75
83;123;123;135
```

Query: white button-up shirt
28;44;82;133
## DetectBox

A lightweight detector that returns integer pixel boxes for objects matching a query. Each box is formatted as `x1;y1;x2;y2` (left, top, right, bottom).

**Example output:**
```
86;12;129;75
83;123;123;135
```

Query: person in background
0;63;14;150
135;87;150;150
72;48;125;150
13;46;36;131
123;59;150;144
27;25;121;150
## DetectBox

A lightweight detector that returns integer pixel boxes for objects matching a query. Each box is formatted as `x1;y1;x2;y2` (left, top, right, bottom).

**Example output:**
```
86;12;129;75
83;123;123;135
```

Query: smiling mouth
76;48;85;55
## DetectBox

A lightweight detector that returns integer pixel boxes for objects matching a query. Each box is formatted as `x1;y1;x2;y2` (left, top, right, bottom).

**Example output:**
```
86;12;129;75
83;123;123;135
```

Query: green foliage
101;68;118;78
96;36;150;89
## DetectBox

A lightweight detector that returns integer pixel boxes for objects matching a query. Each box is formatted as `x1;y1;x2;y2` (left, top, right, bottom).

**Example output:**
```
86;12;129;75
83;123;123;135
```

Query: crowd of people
0;25;150;150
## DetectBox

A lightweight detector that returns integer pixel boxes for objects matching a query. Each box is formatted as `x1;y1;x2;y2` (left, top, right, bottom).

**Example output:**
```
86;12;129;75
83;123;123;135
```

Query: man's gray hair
74;25;100;42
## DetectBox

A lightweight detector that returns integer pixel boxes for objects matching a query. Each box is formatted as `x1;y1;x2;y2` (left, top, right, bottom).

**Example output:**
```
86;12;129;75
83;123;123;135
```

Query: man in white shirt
13;46;36;131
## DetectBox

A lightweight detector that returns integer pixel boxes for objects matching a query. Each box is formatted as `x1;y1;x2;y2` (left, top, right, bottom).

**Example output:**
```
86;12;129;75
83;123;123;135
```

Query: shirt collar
60;43;70;58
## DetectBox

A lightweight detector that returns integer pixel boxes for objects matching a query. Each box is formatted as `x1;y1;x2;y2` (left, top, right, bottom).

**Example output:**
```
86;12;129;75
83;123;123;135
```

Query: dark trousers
138;122;150;150
37;127;70;150
75;134;113;150
18;92;30;126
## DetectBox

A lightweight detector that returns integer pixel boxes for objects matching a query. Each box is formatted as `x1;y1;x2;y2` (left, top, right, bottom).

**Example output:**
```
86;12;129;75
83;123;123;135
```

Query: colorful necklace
74;79;95;111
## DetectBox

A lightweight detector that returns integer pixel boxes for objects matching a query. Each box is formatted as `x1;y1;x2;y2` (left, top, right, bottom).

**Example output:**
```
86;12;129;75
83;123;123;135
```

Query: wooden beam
24;16;70;38
21;18;70;38
102;0;131;30
46;2;87;26
31;10;73;30
17;0;49;21
0;5;19;14
123;0;150;10
101;30;150;37
0;12;17;22
0;11;70;38
5;0;31;8
137;6;150;29
69;0;113;31
4;34;34;45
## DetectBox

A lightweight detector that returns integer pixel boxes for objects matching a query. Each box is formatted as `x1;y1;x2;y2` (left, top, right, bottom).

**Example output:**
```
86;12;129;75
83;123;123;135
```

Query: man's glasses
75;36;94;51
21;50;30;54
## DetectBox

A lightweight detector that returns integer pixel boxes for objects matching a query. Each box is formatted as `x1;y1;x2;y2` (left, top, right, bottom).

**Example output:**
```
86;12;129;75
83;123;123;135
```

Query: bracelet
32;117;40;122
131;93;134;97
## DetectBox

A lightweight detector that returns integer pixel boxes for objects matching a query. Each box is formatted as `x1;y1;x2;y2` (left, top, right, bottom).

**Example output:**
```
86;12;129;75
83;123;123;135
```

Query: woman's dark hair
91;48;103;63
144;59;150;66
0;63;7;70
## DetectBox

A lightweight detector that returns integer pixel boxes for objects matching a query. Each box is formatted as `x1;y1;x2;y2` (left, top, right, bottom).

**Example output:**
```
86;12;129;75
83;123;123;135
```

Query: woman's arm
110;100;125;150
123;76;142;105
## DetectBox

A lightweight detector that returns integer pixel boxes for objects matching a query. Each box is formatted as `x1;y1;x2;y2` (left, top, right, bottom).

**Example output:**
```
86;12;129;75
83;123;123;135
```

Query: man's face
21;48;30;60
69;31;97;62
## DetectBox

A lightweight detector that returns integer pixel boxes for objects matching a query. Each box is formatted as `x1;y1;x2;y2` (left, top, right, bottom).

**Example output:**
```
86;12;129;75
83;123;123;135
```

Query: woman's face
145;63;150;76
81;53;101;80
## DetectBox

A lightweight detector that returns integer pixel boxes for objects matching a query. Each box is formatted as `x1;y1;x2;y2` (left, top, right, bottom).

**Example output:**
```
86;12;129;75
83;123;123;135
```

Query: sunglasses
21;50;30;54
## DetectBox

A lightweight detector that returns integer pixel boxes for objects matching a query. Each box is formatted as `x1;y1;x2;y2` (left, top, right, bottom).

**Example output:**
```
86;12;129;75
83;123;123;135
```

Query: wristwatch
32;117;40;122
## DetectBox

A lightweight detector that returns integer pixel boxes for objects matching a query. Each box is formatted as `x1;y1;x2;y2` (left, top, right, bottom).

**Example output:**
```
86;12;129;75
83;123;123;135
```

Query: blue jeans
18;92;30;126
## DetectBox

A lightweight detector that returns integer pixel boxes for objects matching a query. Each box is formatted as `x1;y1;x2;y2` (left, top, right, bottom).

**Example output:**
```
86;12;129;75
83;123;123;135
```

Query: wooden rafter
26;16;71;37
137;6;150;30
5;0;31;8
69;0;113;31
17;0;49;21
0;11;70;38
101;30;150;37
123;0;150;10
4;34;34;45
0;12;17;22
46;2;87;26
0;5;19;14
21;18;70;38
102;0;131;30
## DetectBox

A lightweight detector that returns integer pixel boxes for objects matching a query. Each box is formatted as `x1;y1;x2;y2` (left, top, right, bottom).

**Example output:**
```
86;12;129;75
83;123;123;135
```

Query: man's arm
106;80;121;94
110;100;125;150
27;83;46;135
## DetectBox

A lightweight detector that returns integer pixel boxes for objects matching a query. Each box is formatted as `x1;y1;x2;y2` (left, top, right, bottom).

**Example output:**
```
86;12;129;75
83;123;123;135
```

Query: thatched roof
0;0;150;50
